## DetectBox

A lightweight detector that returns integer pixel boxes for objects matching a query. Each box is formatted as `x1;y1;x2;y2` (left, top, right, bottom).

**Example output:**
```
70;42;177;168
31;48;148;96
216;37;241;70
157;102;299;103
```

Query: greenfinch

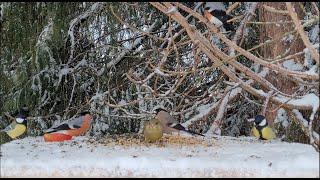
143;118;163;143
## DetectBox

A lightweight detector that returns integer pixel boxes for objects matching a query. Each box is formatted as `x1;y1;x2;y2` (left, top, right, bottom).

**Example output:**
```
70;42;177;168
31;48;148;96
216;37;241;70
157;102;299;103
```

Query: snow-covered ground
0;135;319;178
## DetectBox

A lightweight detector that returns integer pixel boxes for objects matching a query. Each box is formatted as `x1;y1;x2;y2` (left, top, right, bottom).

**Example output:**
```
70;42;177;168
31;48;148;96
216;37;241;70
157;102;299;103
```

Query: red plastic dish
44;133;72;142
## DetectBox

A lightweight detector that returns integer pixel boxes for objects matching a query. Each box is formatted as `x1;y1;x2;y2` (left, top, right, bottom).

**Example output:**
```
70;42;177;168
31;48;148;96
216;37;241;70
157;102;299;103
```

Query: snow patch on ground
0;136;318;178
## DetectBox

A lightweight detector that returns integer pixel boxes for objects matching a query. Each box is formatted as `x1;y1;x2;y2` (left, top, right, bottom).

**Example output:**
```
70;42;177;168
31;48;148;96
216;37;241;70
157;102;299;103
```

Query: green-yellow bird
143;118;163;143
1;107;29;145
251;115;276;140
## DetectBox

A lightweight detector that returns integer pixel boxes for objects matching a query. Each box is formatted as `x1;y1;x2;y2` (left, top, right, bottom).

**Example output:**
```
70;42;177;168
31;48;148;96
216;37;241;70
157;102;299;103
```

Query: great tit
251;115;276;140
1;107;29;144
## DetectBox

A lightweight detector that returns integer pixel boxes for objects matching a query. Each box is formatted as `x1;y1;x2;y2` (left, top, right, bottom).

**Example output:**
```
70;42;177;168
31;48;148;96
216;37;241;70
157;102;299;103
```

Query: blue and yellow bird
0;107;29;144
251;115;276;140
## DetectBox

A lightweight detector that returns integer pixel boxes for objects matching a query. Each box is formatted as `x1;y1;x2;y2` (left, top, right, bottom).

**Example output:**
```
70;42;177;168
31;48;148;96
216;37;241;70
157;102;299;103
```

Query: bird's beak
247;118;255;122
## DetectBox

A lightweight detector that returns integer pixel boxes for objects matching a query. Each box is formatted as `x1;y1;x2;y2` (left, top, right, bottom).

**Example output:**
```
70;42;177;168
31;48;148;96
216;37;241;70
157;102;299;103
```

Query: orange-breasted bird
44;111;93;137
204;6;234;31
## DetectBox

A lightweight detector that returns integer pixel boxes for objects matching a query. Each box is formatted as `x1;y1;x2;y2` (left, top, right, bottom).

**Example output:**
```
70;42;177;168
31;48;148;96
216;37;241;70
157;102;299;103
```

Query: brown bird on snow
154;108;204;136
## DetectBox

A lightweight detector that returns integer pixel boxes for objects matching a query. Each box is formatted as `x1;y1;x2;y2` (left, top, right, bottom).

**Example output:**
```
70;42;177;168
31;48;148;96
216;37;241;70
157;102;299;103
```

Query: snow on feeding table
0;135;319;178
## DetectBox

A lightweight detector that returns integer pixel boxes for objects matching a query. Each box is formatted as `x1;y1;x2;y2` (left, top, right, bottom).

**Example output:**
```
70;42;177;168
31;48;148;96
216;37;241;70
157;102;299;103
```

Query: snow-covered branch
67;2;105;64
292;109;319;150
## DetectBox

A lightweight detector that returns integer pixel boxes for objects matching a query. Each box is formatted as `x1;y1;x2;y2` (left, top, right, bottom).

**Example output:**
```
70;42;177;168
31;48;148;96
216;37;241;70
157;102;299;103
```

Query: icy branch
67;2;105;64
292;109;319;149
106;20;158;69
182;102;219;127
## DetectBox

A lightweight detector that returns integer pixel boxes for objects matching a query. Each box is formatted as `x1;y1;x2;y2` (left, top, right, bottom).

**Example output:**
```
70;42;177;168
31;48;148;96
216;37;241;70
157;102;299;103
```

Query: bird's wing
6;124;26;139
251;127;260;138
67;116;84;129
168;123;186;131
160;111;178;124
204;9;234;31
204;10;223;27
45;123;73;133
45;116;83;133
211;10;228;22
168;123;205;136
262;127;276;140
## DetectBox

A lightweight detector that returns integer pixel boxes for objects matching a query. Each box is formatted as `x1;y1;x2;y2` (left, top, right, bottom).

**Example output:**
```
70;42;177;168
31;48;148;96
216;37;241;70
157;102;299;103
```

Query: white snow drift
0;135;319;178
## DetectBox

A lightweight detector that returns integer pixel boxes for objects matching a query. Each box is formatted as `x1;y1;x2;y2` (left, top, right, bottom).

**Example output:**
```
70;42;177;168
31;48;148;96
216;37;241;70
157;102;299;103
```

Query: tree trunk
259;2;305;125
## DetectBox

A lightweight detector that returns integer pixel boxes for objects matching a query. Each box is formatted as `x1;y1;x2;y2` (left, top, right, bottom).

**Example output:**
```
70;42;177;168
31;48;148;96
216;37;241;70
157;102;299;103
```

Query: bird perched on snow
0;107;29;144
44;111;93;137
251;115;276;140
143;118;163;143
154;108;204;136
203;3;234;31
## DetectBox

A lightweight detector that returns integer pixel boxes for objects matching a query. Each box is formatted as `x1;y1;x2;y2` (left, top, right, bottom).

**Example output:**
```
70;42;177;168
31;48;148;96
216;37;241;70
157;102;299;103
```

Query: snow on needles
0;136;318;178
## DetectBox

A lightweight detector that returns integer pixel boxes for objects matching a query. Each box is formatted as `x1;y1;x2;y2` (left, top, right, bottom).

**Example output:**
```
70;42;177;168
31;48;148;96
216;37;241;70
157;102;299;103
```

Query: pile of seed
86;133;217;148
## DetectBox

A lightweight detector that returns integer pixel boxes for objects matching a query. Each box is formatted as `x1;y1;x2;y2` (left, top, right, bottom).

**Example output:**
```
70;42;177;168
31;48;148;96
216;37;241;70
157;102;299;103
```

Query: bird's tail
183;129;205;136
168;123;205;137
